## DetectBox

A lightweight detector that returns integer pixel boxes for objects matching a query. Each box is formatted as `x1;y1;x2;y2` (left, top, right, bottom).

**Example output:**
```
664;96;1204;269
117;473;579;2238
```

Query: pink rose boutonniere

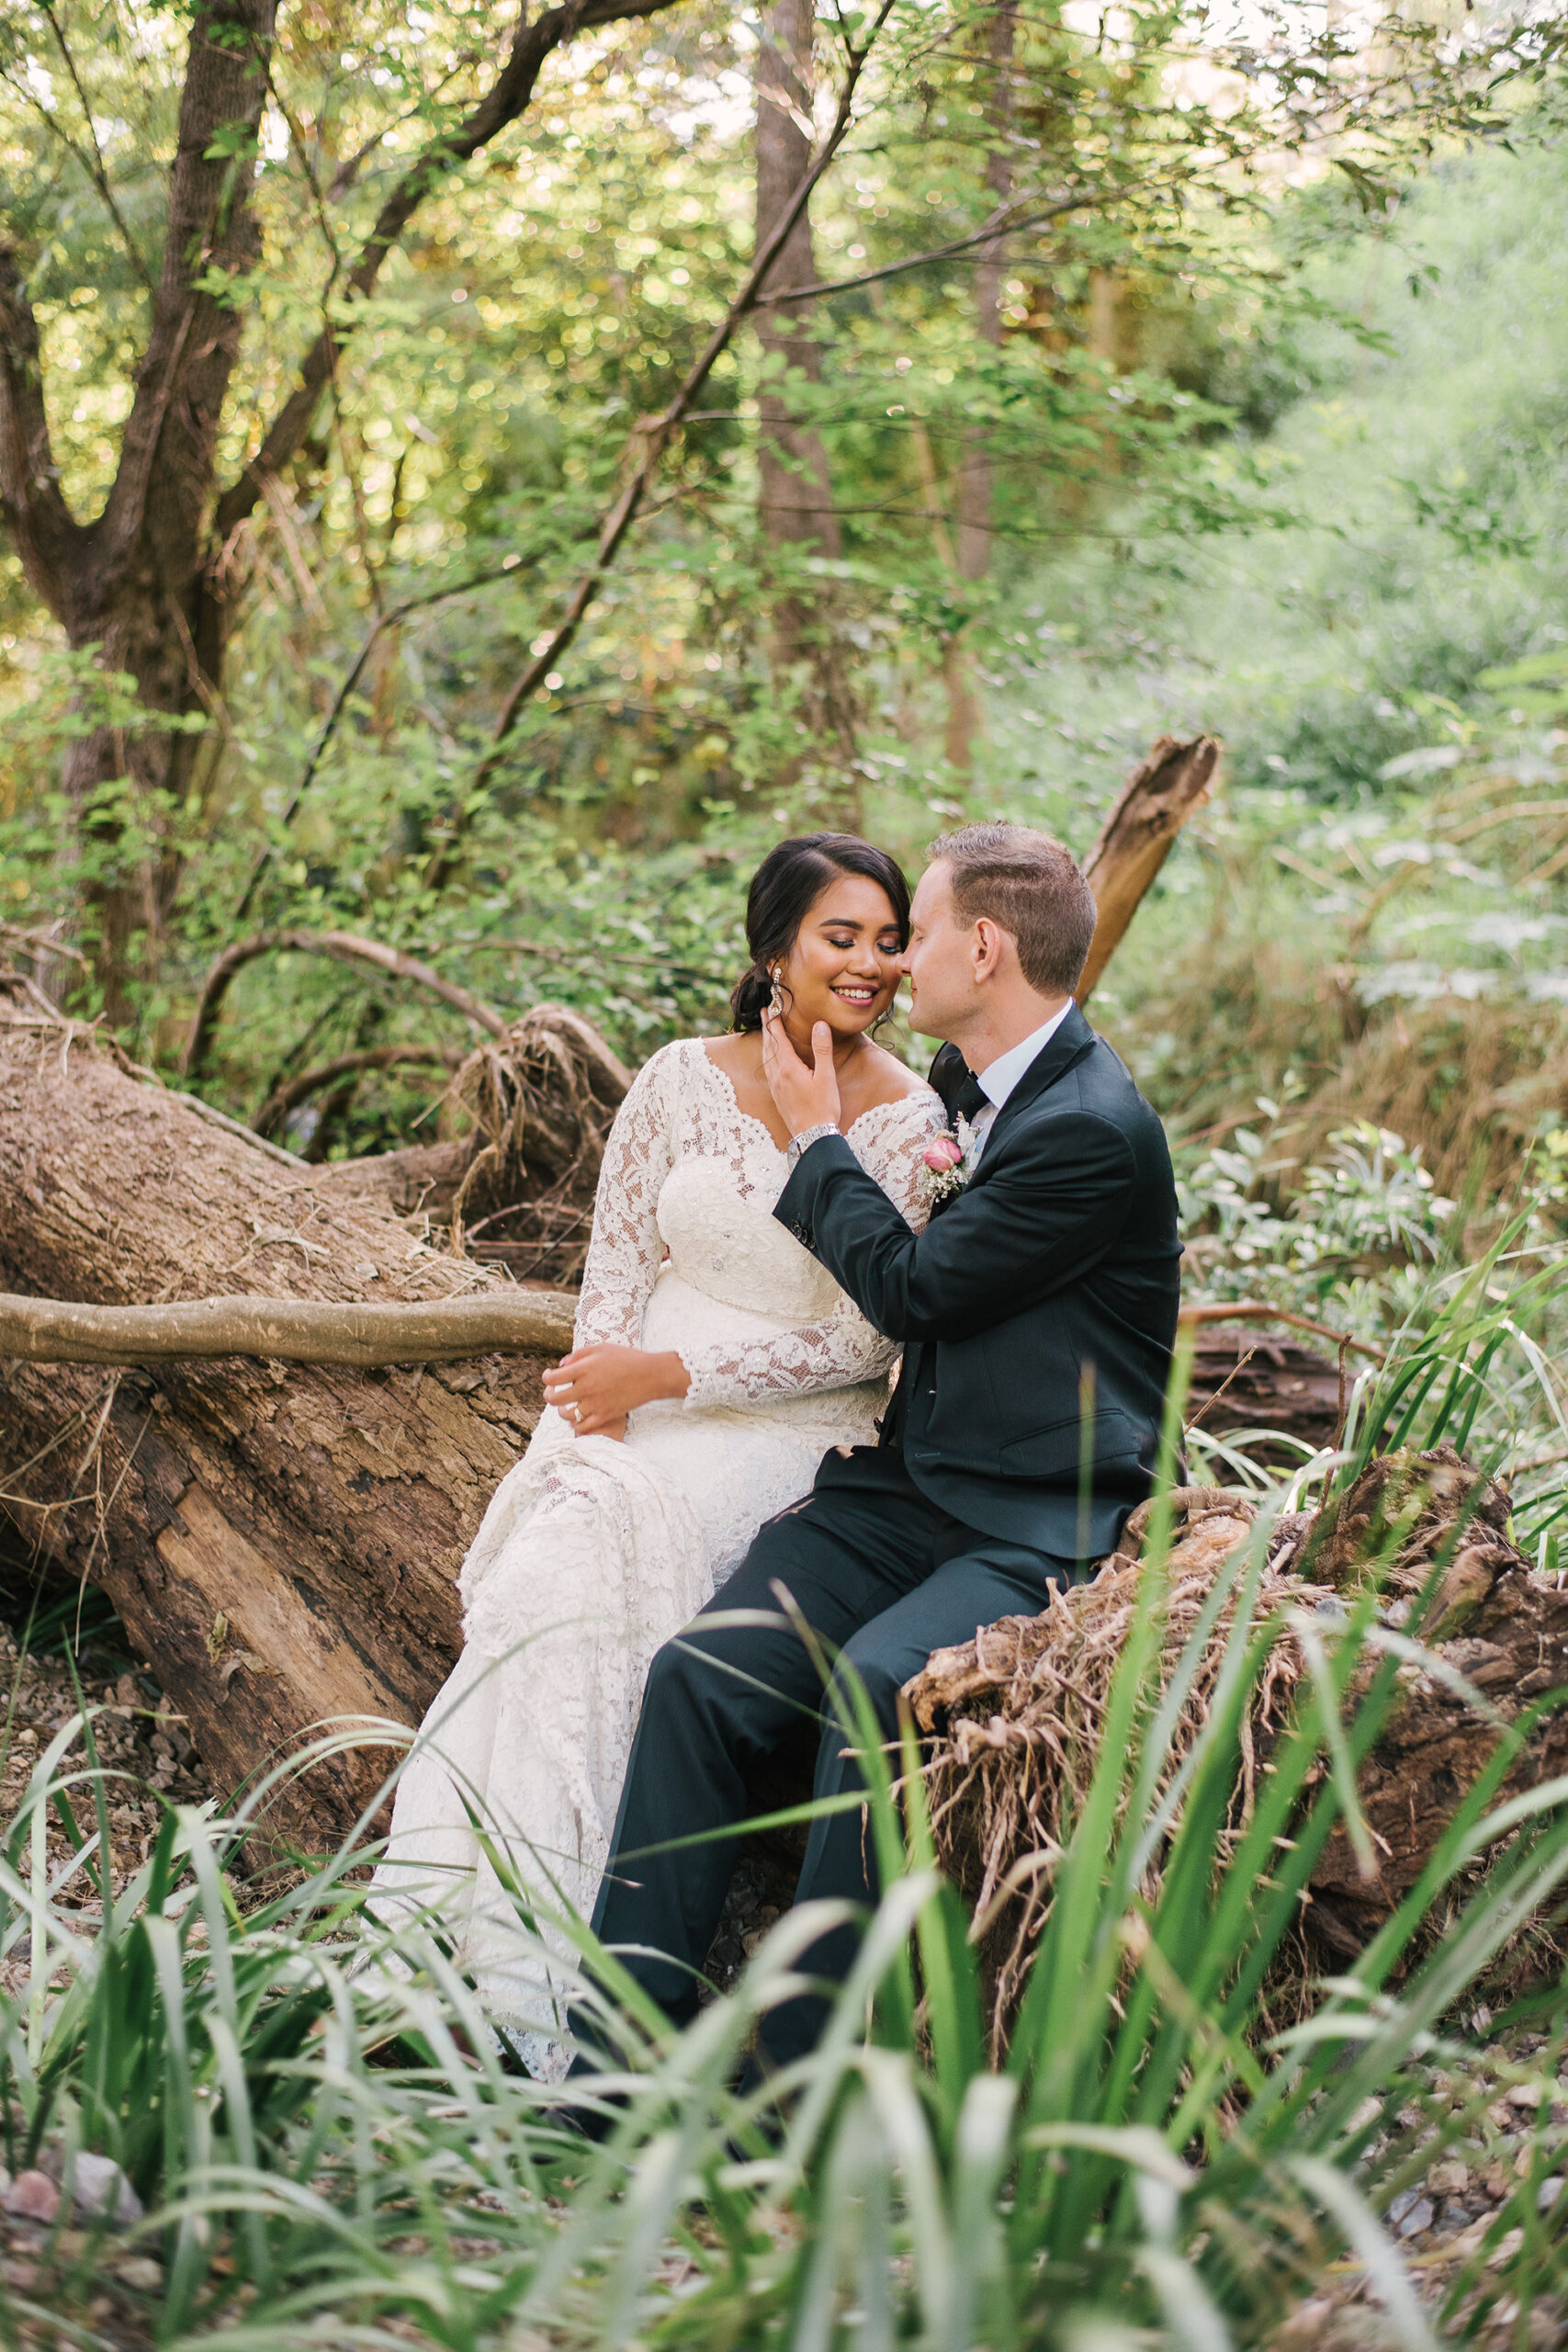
920;1116;978;1206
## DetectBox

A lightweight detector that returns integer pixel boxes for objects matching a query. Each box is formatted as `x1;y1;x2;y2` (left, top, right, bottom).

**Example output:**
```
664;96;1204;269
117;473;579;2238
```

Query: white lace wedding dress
370;1037;942;2075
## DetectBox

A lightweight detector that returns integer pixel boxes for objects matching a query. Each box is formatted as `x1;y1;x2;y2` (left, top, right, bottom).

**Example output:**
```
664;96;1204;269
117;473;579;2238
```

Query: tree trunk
753;0;859;803
953;1;1016;586
32;2;277;1020
1078;733;1220;1004
0;1;690;1023
0;1001;562;1847
754;0;840;561
944;0;1016;777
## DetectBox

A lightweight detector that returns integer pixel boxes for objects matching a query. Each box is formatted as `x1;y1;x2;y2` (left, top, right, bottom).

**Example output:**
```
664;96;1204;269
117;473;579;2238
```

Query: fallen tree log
0;1001;576;1845
908;1448;1568;2054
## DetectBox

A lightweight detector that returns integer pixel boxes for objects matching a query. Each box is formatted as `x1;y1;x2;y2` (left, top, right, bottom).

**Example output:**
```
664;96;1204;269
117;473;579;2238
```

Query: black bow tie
953;1071;988;1125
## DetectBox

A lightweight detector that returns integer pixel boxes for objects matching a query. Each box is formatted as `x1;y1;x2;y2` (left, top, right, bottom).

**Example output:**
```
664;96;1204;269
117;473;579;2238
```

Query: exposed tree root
906;1452;1568;2056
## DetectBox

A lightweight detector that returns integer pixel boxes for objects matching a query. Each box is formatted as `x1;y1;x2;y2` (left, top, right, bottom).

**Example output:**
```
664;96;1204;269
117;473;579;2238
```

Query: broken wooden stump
1078;733;1220;1006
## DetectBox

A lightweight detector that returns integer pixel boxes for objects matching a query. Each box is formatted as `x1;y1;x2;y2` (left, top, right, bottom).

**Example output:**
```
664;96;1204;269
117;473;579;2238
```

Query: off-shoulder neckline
683;1037;938;1159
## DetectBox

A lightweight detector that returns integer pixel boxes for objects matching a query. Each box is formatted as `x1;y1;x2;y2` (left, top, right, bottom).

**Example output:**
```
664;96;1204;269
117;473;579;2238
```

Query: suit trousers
584;1443;1081;2069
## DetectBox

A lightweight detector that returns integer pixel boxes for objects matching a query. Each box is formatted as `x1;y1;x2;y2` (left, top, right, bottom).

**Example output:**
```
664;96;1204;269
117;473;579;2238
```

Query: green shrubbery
5;1279;1568;2346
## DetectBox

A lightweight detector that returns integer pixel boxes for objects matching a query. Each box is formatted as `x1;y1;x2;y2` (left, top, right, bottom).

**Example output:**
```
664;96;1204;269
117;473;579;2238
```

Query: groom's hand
761;1008;840;1139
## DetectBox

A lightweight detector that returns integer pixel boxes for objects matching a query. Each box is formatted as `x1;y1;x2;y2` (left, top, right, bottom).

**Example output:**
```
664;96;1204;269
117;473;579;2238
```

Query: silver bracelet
786;1120;840;1168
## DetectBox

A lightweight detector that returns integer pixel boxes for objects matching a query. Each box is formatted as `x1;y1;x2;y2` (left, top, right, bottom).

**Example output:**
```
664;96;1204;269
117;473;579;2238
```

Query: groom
581;823;1181;2069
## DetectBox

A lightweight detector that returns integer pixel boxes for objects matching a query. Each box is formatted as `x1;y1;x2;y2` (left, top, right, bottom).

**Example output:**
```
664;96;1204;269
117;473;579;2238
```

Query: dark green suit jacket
773;1006;1182;1558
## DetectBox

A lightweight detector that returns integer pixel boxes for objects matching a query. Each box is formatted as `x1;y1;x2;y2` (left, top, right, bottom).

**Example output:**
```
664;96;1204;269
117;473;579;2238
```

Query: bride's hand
544;1344;690;1439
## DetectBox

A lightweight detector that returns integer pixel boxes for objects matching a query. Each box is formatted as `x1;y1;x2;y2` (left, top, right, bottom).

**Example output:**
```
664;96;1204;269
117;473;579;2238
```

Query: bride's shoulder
624;1035;708;1086
848;1044;943;1134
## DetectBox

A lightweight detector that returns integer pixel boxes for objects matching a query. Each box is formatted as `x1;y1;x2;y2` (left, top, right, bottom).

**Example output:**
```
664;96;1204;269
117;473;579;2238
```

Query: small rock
1401;2182;1438;2239
1539;2176;1564;2215
4;2168;60;2223
0;2256;37;2290
1427;2159;1471;2197
113;2254;163;2292
72;2152;143;2224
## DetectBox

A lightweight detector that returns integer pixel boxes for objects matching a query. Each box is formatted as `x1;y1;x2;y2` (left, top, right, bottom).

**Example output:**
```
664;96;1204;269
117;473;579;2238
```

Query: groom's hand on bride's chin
762;1009;840;1136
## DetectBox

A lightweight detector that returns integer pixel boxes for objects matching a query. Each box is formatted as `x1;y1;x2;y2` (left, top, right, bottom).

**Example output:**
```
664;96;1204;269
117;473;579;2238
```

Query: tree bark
0;1002;561;1845
953;1;1016;587
754;0;840;561
909;1453;1568;2049
3;1;277;1016
752;0;859;800
944;0;1016;776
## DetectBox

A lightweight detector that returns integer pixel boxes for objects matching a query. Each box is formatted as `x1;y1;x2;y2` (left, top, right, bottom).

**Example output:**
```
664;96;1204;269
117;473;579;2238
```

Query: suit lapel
973;1003;1096;1169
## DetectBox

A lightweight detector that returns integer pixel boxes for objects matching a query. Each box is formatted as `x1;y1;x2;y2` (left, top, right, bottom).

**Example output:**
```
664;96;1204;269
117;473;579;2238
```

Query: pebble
1540;2175;1564;2215
72;2151;143;2223
3;2169;59;2223
1427;2158;1470;2196
0;2256;37;2290
1397;2195;1435;2238
113;2255;163;2291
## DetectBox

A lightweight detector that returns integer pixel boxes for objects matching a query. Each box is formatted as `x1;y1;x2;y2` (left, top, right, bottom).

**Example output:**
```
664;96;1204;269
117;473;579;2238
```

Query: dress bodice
656;1156;842;1322
570;1036;944;1413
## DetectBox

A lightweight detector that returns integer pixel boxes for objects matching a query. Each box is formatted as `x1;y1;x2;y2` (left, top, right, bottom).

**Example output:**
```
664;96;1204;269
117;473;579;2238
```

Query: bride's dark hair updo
729;833;911;1033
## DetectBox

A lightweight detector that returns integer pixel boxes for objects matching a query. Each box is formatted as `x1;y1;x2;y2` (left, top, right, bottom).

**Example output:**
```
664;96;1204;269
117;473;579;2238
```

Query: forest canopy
0;0;1564;1164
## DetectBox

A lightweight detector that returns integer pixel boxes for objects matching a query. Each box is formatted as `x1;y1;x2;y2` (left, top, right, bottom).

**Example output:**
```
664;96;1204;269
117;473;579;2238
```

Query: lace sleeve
679;1089;944;1410
572;1046;677;1350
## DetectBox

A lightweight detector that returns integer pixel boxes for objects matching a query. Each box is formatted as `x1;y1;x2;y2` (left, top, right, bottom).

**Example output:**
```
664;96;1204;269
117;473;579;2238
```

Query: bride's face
776;875;904;1039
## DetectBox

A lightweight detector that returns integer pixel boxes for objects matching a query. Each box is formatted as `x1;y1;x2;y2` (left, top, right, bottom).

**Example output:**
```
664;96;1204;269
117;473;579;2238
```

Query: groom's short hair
931;823;1098;997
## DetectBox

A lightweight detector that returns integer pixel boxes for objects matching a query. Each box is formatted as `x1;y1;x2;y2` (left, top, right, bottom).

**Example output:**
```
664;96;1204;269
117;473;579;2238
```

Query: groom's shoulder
1028;1030;1170;1155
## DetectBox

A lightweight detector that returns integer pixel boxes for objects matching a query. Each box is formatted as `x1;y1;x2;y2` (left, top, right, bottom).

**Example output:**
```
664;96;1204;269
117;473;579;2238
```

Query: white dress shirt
965;1000;1075;1167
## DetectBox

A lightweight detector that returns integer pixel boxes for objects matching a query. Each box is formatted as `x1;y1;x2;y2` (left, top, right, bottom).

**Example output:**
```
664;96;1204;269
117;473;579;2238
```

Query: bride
371;831;943;2075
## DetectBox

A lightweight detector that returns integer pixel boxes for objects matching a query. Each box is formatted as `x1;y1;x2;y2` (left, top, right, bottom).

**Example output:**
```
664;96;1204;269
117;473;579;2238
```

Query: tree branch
0;244;85;609
456;0;899;816
103;0;277;570
1077;732;1219;1005
31;0;156;294
754;187;1119;305
212;0;687;546
0;1288;577;1368
182;930;510;1082
255;1043;465;1136
231;555;538;922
